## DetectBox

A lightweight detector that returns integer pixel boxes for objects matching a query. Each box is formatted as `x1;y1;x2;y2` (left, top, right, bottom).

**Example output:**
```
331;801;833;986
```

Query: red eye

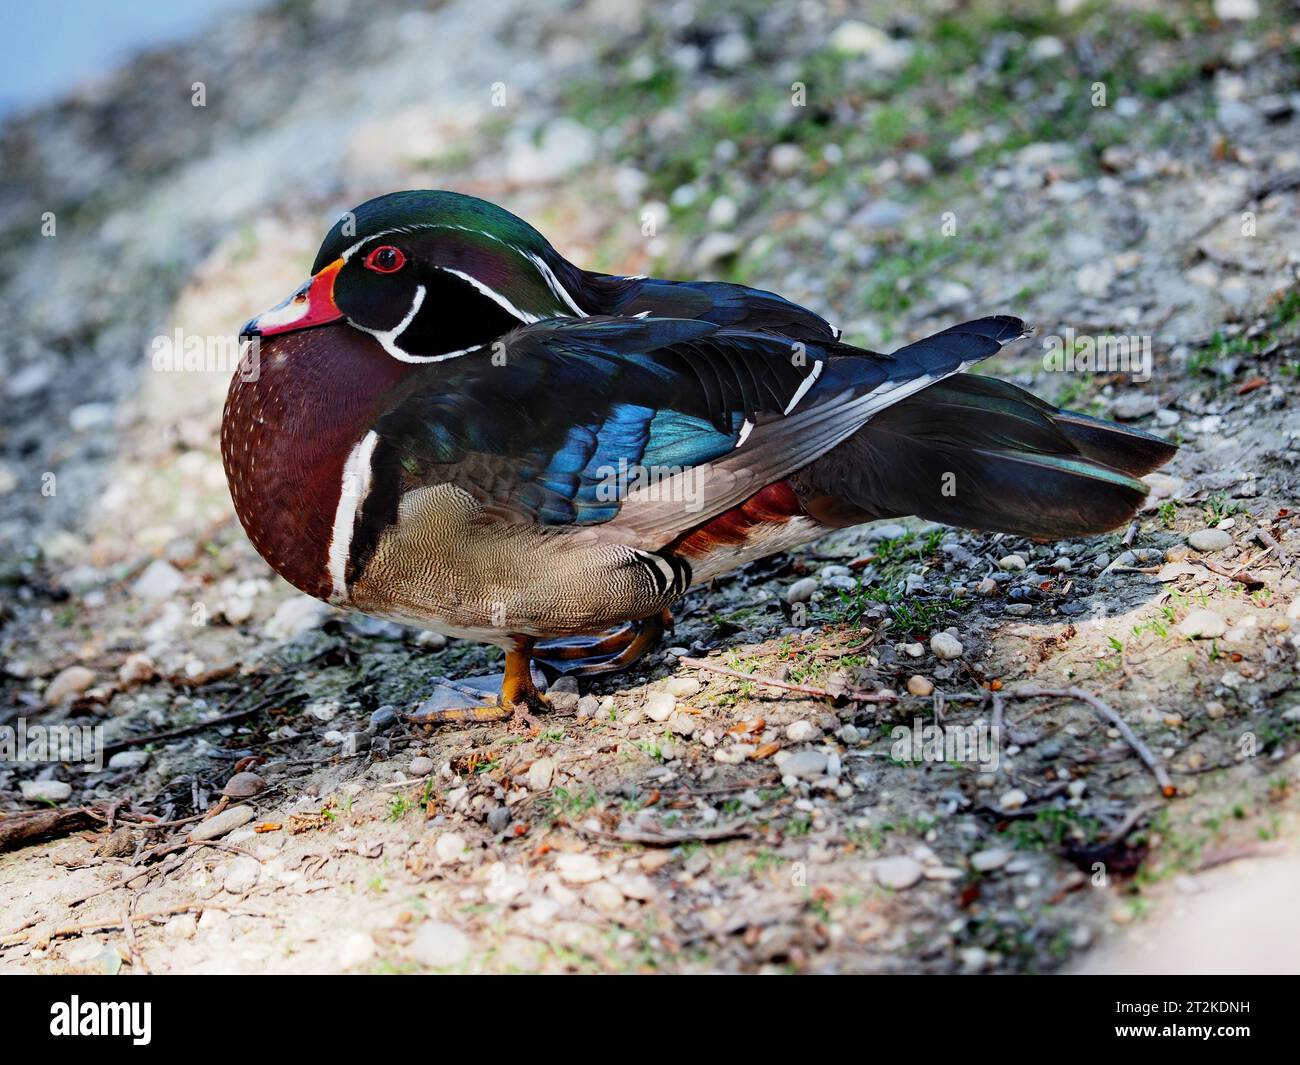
364;245;406;273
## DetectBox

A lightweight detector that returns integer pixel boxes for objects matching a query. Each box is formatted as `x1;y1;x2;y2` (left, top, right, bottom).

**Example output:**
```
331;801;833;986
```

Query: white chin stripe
328;430;380;601
353;284;436;363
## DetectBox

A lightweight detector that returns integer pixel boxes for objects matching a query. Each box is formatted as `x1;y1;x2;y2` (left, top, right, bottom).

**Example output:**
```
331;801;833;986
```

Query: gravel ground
2;0;1299;974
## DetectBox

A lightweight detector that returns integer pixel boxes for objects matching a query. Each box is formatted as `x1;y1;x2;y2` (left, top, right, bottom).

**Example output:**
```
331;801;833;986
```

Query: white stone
409;921;471;968
930;633;964;660
1188;528;1232;552
132;559;184;600
872;856;923;889
971;847;1012;872
644;692;677;722
999;788;1029;811
44;666;95;705
527;758;555;791
1179;609;1226;639
435;832;468;864
785;720;820;743
21;779;71;803
786;577;818;604
555;852;603;884
263;595;331;640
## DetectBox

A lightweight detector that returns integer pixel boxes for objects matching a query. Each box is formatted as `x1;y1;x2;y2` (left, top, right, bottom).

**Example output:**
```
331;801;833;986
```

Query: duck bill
241;258;345;338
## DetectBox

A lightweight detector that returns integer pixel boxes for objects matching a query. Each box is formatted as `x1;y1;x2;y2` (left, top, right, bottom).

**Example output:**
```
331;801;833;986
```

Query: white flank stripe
736;418;755;448
783;359;824;415
327;430;380;601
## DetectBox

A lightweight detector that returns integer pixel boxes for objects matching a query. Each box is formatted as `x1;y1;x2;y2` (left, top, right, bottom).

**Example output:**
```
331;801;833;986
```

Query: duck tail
797;372;1177;540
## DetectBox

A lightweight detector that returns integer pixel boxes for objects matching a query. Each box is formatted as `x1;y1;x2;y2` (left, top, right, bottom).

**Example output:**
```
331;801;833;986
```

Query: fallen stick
138;838;260;864
1197;556;1266;588
1254;526;1292;569
579;821;755;846
11;903;266;949
1010;685;1175;797
98;682;294;757
678;657;897;703
0;807;101;851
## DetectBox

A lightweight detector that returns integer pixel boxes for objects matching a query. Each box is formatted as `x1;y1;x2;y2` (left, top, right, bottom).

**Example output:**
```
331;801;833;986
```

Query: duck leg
499;637;548;734
534;610;672;679
406;612;670;731
406;637;549;732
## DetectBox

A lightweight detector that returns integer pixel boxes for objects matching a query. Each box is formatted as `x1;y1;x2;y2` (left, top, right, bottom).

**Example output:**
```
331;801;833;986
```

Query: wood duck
224;190;1176;730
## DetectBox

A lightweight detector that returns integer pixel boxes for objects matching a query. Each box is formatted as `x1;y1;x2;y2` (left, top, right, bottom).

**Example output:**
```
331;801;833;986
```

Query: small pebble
668;712;697;737
781;751;828;779
188;805;255;842
435;832;468;864
337;931;377;968
644;692;677;722
1188;528;1232;552
368;705;398;731
971;847;1012;872
872;856;923;890
998;554;1027;572
930;632;964;661
527;757;555;791
786;577;818;604
409;921;471;968
223;855;260;894
1000;788;1028;811
584;881;625;914
20;780;71;803
117;653;155;686
906;675;934;697
43;666;96;705
221;772;265;798
556;852;603;884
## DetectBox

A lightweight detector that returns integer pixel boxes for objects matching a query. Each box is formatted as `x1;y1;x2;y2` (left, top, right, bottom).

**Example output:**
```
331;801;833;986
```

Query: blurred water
0;0;263;118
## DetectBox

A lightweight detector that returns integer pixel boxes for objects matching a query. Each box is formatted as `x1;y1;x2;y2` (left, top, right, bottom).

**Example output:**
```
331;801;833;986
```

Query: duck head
241;190;592;361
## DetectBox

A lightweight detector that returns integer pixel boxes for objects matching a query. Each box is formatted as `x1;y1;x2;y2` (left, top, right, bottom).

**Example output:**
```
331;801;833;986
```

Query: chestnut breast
220;325;412;601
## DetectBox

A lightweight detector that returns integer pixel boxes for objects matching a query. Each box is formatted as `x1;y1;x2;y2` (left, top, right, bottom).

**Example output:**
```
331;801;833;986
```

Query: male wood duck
224;190;1176;730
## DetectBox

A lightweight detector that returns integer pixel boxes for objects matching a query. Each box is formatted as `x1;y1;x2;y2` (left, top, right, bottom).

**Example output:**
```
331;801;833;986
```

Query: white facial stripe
527;252;587;316
783;359;824;415
337;223;586;318
438;267;541;324
328;430;380;601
